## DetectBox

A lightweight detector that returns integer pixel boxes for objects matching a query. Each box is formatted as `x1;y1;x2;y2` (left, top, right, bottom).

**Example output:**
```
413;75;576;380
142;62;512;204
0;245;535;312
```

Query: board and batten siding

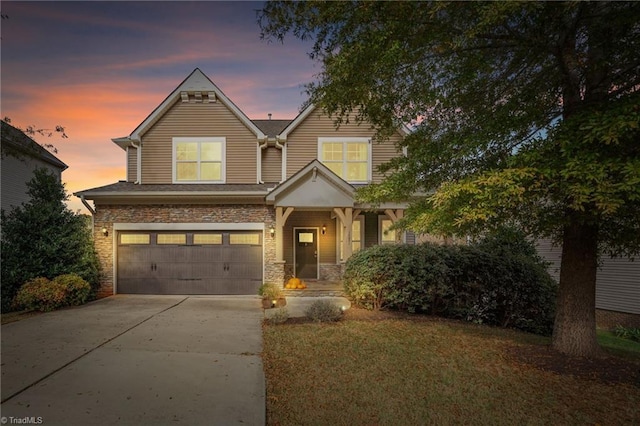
536;238;640;315
261;146;282;183
126;146;137;183
285;110;404;182
283;211;337;265
141;101;258;184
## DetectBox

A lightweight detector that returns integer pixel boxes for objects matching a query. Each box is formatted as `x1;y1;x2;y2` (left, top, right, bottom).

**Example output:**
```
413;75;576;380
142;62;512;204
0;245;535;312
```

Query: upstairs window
173;137;225;183
318;137;371;183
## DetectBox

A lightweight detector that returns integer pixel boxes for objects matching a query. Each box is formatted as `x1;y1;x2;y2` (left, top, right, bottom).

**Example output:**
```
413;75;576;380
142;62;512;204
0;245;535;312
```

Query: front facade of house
76;69;411;297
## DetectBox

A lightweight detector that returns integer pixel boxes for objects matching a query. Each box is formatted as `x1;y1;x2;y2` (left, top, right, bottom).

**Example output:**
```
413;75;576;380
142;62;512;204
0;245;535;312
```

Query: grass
598;329;640;359
263;316;640;425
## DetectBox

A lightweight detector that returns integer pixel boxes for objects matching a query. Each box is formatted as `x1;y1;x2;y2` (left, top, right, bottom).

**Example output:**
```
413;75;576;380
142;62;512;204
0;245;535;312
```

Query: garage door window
120;234;150;244
157;234;187;245
230;234;260;245
193;234;222;245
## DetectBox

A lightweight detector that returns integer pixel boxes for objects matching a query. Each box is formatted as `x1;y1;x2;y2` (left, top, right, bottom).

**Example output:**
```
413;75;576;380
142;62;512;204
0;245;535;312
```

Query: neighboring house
1;120;68;211
536;240;640;328
75;69;411;297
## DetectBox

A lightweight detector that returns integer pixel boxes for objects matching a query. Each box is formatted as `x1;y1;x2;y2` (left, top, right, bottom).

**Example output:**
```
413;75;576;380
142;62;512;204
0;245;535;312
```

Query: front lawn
262;313;639;425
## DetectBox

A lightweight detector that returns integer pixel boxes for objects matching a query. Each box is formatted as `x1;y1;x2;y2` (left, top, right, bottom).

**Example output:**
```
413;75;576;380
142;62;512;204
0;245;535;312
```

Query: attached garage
117;231;263;295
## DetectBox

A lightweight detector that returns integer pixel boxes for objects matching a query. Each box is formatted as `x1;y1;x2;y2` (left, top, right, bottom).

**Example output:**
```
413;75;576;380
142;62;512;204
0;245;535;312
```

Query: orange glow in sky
1;1;315;213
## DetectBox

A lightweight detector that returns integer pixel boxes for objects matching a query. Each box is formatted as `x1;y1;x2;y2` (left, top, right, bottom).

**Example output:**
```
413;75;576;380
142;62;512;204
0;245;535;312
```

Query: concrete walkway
1;295;265;425
263;296;351;319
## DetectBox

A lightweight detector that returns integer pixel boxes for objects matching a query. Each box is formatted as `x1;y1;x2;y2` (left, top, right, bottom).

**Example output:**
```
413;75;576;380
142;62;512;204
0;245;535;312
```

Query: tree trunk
552;215;602;357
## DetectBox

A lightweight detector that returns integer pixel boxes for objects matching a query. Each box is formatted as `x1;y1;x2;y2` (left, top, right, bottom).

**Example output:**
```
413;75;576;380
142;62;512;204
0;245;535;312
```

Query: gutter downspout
132;138;141;184
80;195;96;215
275;138;285;183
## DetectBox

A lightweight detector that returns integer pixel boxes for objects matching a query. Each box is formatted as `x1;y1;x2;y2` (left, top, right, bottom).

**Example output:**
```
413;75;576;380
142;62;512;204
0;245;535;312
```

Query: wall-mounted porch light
101;227;109;237
269;226;275;237
321;224;326;235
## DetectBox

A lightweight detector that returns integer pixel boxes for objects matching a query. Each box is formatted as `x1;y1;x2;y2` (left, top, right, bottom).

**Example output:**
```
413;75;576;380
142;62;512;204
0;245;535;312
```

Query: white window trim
378;215;397;245
317;137;372;183
337;215;364;262
172;137;226;184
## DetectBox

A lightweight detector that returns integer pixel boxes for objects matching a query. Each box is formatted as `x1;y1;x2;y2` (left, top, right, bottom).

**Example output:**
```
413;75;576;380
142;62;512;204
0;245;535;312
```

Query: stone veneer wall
319;264;342;281
93;204;281;297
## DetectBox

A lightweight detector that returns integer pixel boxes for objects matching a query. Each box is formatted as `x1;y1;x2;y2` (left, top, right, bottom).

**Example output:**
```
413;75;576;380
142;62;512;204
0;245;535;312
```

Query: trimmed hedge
343;230;557;335
14;274;92;312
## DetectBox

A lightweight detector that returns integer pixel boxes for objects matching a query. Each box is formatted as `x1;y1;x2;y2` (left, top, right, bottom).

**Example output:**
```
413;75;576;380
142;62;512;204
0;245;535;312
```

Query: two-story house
75;68;411;297
1;120;68;212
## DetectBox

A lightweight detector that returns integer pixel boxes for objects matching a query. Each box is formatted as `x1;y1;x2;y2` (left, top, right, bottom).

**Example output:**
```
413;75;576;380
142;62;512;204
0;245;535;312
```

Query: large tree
260;1;640;356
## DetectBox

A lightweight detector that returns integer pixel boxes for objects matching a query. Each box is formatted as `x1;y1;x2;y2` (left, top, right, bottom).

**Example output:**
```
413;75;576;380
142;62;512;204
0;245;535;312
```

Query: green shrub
342;228;557;335
268;307;290;325
14;274;92;312
14;277;67;312
259;282;283;300
53;274;91;306
305;300;343;323
1;168;100;311
614;325;640;343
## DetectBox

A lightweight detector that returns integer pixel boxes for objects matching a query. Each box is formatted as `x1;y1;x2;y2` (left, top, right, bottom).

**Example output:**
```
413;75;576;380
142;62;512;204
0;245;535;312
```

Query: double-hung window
379;216;397;244
318;137;371;183
173;137;225;183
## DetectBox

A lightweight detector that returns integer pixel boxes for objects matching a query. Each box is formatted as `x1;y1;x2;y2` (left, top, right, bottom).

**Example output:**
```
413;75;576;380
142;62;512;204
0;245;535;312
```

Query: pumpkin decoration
285;277;307;290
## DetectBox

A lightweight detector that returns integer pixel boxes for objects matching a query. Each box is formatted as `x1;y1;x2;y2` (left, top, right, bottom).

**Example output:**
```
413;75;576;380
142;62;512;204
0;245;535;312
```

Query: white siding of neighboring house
536;239;640;315
1;155;63;211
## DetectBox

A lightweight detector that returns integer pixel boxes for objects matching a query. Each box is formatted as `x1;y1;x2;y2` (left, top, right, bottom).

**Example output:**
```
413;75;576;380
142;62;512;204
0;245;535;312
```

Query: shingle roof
75;181;274;196
1;120;68;170
252;119;292;138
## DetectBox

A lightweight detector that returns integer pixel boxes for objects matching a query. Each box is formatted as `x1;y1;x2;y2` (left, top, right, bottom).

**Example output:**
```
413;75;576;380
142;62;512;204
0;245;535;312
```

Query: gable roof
277;104;413;142
124;68;266;144
265;159;355;207
1;120;68;170
252;119;291;138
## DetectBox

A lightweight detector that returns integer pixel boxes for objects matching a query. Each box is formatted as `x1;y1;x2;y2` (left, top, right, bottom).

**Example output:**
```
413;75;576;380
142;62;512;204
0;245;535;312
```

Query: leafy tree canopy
260;1;640;256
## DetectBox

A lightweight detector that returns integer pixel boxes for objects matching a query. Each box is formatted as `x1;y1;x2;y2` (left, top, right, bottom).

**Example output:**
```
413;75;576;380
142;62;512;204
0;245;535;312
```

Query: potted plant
258;282;286;309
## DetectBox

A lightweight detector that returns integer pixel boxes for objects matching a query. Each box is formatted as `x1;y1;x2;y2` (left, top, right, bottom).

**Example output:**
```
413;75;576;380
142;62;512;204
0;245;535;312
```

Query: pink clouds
1;1;317;214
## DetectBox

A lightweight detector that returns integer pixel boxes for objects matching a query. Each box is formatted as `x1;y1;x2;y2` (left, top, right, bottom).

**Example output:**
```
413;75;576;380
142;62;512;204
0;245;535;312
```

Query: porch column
333;207;353;260
384;208;405;243
275;206;294;262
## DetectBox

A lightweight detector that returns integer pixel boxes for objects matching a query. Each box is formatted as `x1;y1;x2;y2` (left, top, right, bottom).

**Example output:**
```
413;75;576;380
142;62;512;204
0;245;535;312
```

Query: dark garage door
117;231;262;295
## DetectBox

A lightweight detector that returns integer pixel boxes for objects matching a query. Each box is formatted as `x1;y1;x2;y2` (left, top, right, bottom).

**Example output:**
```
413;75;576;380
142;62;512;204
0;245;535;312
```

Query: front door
294;228;318;279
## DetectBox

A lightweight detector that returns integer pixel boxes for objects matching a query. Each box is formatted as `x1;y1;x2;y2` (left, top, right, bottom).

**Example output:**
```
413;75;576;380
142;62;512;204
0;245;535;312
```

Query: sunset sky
1;1;316;213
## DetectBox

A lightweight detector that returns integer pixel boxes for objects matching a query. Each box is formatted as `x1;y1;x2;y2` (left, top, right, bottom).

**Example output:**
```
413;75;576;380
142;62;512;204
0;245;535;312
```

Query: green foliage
1;168;100;311
13;275;90;312
259;282;283;300
305;299;343;323
343;230;556;335
268;307;290;325
52;274;92;306
613;326;640;343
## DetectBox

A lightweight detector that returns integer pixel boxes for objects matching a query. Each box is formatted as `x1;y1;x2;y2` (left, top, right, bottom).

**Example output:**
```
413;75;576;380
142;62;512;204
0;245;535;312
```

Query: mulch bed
507;344;640;388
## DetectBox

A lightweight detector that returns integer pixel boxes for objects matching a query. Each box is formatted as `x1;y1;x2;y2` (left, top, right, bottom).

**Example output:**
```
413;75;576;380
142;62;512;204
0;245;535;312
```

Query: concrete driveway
1;295;265;425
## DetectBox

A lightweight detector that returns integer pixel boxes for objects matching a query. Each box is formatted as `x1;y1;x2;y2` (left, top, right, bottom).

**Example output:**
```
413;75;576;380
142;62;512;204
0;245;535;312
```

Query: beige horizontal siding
127;147;137;182
141;101;257;184
286;109;404;182
261;146;282;183
283;210;337;265
536;238;640;315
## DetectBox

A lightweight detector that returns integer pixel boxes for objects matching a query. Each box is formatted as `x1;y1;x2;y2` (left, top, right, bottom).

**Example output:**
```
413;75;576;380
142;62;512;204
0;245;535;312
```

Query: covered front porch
265;160;408;287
